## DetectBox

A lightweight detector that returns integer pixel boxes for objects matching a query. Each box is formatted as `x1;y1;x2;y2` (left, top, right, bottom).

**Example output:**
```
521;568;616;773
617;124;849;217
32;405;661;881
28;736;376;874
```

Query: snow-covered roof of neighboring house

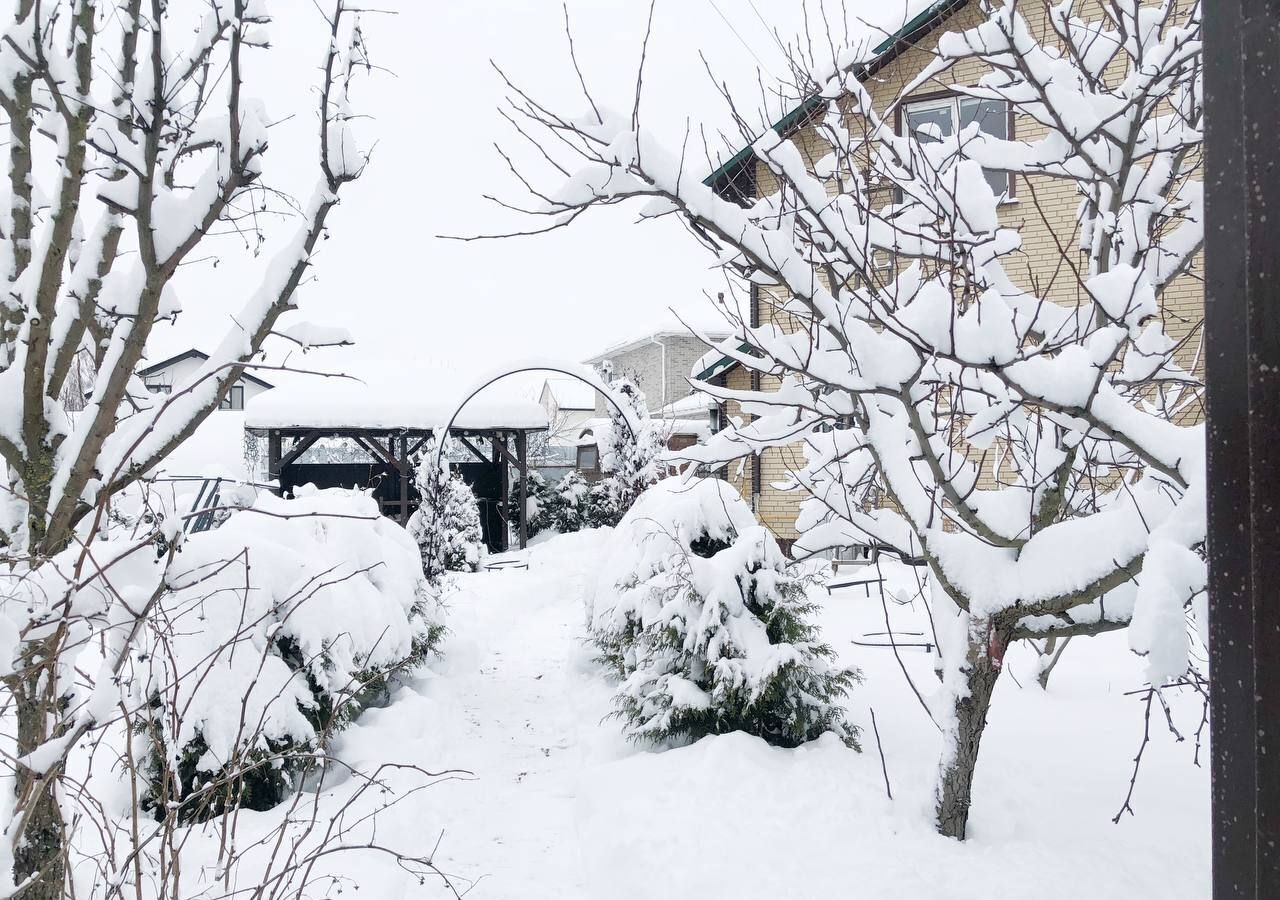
542;377;597;411
582;301;737;364
139;348;275;389
245;374;547;432
658;392;715;419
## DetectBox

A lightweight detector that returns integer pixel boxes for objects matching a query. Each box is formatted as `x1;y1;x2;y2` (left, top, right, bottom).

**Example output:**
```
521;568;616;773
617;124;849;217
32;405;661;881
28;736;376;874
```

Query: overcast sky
154;0;915;392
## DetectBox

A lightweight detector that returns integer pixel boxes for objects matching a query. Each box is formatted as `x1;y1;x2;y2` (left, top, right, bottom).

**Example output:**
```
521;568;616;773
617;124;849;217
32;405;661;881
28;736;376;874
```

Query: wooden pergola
260;425;541;551
246;379;548;553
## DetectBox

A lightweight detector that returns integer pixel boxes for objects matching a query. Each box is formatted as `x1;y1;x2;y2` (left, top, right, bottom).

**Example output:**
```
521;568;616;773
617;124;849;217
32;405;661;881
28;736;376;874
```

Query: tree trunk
935;621;1007;840
10;643;67;900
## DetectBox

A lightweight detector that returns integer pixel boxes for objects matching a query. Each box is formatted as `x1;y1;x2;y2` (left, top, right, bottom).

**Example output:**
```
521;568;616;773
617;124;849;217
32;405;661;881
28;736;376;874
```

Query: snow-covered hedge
590;477;860;749
136;487;444;821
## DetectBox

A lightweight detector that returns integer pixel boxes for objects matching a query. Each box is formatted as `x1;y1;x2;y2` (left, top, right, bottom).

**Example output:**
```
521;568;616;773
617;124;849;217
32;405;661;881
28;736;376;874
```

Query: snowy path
328;530;1210;900
333;530;614;898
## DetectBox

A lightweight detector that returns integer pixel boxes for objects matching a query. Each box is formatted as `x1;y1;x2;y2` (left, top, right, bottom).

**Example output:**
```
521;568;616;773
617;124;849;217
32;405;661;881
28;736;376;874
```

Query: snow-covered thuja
498;1;1204;839
591;478;859;749
546;470;592;533
511;469;552;538
135;488;444;823
595;378;663;526
408;439;484;580
0;4;374;891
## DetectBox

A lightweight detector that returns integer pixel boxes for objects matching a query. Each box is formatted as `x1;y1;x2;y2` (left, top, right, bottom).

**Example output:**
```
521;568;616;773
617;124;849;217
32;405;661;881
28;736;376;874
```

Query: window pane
959;97;1007;140
906;104;954;143
579;446;599;469
959;97;1010;196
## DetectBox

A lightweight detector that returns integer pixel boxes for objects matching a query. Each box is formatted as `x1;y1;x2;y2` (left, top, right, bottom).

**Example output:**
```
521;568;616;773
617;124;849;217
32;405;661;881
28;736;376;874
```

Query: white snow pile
589;477;859;748
135;486;444;819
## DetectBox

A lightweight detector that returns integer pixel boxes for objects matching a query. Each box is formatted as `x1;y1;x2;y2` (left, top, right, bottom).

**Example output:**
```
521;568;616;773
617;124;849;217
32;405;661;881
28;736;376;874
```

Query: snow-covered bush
593;378;663;527
591;478;859;749
135;487;444;822
545;470;592;533
511;470;553;538
408;439;484;580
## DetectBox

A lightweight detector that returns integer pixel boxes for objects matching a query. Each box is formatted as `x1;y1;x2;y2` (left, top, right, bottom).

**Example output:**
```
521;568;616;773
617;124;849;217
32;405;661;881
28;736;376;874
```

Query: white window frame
902;94;1014;201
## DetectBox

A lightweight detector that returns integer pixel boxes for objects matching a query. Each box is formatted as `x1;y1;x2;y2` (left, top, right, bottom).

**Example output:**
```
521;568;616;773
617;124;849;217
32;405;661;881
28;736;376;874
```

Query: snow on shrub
590;477;860;749
544;470;592;533
593;377;663;527
408;438;484;580
136;486;444;822
511;470;552;538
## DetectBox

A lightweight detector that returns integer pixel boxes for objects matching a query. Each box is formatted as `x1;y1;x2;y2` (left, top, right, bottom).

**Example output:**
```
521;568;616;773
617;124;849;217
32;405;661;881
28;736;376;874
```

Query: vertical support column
398;432;410;526
268;429;282;483
491;433;509;553
516;430;529;550
1205;3;1280;897
498;432;510;552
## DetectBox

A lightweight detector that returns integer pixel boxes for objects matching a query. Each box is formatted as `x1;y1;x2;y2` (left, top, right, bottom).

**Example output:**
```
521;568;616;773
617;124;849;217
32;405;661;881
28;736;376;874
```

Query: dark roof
704;0;971;203
138;348;275;390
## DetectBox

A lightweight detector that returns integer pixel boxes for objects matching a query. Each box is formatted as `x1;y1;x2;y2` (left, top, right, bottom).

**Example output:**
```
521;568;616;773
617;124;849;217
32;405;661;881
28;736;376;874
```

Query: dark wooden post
516;430;528;550
492;433;509;553
1204;3;1280;897
267;429;282;482
398;432;410;525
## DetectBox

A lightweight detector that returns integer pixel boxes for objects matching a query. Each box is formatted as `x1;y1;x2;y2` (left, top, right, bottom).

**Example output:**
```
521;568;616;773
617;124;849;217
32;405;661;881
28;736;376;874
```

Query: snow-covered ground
308;528;1210;899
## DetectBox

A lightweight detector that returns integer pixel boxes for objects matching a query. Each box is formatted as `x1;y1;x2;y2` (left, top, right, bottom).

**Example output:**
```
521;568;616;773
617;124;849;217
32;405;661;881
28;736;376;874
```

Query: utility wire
706;0;779;80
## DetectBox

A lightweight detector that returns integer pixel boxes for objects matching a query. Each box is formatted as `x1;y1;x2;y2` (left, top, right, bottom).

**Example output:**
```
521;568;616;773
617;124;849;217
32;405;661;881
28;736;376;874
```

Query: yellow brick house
694;0;1204;550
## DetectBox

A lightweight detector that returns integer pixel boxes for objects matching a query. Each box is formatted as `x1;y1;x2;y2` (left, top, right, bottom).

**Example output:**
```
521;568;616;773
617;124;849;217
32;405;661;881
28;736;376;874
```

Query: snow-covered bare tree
0;2;373;894
494;0;1204;839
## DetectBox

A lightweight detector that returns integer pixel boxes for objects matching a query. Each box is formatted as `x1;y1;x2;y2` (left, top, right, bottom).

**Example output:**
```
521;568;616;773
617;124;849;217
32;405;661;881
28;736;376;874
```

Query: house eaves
703;0;971;203
138;348;275;390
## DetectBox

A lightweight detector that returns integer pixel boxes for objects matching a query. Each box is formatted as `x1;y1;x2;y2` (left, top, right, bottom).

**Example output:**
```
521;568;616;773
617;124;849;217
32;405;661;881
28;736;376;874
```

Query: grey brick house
583;329;730;415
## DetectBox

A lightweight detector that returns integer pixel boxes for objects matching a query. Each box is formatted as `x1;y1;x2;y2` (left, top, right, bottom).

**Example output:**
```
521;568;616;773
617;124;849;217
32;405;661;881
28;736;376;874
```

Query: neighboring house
574;399;712;481
538;377;597;446
139;349;274;411
584;328;731;416
695;0;1203;545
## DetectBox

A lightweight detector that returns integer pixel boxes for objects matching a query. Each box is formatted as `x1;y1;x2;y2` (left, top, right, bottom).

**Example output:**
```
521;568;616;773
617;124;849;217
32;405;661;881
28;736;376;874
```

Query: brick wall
591;333;727;414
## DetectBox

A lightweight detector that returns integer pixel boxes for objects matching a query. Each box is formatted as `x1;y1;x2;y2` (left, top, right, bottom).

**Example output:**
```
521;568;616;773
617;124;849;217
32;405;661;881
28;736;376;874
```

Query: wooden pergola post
1204;2;1280;897
267;429;282;481
516;430;528;550
398;431;410;525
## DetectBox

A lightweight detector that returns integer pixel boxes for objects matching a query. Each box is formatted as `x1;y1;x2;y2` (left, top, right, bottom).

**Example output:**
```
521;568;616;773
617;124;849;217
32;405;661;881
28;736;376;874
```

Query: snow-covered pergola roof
245;377;547;432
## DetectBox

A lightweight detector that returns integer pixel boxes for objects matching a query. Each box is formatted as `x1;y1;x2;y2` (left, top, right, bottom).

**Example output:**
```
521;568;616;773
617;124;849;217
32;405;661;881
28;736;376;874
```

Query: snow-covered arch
427;360;644;548
430;358;640;471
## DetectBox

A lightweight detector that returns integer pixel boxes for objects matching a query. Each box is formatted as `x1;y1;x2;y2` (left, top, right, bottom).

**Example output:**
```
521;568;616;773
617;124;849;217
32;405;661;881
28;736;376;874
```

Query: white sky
153;0;917;393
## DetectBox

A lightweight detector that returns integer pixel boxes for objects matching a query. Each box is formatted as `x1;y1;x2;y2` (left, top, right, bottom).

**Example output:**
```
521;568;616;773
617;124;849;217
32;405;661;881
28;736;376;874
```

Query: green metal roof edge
693;342;758;383
701;0;961;190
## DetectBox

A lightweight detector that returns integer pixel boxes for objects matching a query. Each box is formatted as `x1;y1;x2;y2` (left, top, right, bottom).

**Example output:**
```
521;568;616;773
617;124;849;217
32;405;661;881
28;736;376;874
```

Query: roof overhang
139;348;276;390
703;0;972;203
